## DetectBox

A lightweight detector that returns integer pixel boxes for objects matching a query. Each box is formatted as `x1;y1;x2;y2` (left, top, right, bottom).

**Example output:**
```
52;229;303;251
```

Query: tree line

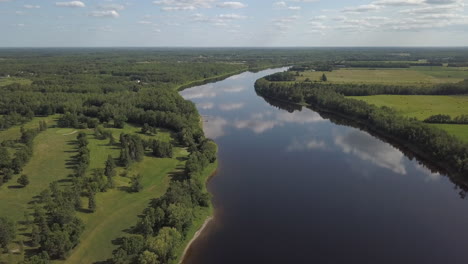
255;74;468;176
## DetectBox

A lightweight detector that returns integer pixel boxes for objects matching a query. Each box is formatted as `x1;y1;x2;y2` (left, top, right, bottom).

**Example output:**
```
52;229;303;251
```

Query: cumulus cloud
274;1;301;10
153;0;215;11
89;10;120;18
191;13;246;26
98;4;125;11
55;1;85;8
216;1;247;9
335;130;407;175
24;4;40;9
219;103;245;111
343;4;380;13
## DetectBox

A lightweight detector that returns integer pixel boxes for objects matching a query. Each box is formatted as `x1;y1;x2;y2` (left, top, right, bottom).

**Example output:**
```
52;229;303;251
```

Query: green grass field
348;95;468;142
296;66;467;85
348;95;468;120
0;77;32;87
429;124;468;143
0;118;201;263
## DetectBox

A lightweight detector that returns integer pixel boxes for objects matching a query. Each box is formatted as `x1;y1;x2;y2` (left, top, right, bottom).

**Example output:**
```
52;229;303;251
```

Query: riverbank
174;161;218;264
176;65;286;92
255;91;468;191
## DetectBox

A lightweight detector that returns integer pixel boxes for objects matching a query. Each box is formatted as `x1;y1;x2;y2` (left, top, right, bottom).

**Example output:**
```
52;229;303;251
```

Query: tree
131;174;143;193
88;192;96;212
146;227;182;263
0;147;11;169
141;123;150;134
17;174;30;187
0;216;16;250
321;73;328;82
138;250;160;264
31;225;41;247
104;155;116;188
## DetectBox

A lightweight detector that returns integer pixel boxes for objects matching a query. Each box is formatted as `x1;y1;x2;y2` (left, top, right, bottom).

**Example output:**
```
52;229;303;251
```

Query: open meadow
295;66;467;85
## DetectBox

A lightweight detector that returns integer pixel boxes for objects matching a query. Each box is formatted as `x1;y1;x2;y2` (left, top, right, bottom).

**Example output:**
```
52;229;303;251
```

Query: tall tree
0;216;16;249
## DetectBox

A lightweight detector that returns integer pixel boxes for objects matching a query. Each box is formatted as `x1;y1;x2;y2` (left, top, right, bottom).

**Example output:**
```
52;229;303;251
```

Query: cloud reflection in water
334;130;407;175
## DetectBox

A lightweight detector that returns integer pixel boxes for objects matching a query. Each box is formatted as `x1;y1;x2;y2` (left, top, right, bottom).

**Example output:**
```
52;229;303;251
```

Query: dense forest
255;73;468;177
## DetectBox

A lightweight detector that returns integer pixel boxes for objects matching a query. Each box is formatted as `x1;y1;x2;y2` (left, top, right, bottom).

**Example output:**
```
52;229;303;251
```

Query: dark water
180;68;468;264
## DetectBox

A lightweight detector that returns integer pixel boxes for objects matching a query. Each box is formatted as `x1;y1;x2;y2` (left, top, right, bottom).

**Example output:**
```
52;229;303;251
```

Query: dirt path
63;130;78;136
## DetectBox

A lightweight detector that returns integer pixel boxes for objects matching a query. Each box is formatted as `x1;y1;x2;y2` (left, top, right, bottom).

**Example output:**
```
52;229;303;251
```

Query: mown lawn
295;67;467;85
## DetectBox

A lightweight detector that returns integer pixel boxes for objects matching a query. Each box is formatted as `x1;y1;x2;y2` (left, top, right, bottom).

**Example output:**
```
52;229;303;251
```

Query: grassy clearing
0;77;32;87
349;95;468;142
348;95;468;120
0;115;59;141
61;128;187;264
0;127;77;263
0;119;192;264
295;67;467;85
0;127;76;221
429;124;468;143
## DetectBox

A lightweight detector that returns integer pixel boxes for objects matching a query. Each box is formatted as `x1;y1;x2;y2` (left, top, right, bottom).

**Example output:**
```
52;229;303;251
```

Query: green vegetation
2;48;468;263
429;124;468;143
0;50;237;264
255;68;468;180
294;67;466;85
0;77;32;87
348;95;468;120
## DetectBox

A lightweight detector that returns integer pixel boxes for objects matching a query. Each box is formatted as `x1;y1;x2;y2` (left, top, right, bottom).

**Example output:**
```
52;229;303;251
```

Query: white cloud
191;13;246;27
89;10;120;18
286;138;326;152
373;0;424;6
98;4;125;11
343;4;380;13
219;103;245;111
335;130;407;175
274;1;302;10
55;1;86;8
138;20;153;24
153;0;215;11
216;1;247;9
24;4;40;9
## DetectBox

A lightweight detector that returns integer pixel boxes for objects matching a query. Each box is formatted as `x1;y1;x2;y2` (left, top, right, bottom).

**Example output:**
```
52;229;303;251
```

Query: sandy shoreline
179;216;214;264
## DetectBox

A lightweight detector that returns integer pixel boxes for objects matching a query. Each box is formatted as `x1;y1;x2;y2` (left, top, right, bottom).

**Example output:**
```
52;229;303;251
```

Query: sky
0;0;467;47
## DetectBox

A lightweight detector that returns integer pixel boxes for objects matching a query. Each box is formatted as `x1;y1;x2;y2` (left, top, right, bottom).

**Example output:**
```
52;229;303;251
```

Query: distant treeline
255;74;468;176
425;114;468;124
258;77;468;96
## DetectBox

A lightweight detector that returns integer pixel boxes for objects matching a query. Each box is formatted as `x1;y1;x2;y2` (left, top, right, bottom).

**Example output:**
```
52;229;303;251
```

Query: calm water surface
180;68;468;264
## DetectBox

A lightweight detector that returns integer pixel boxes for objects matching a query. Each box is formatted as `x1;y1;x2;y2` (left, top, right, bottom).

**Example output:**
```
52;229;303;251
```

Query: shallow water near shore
180;68;468;264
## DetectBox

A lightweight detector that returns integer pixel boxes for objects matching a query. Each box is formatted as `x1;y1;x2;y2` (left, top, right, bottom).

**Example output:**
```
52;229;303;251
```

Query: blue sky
1;0;467;47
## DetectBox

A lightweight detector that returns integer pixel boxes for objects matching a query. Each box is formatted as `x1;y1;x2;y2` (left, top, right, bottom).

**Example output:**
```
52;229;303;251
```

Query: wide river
180;68;468;264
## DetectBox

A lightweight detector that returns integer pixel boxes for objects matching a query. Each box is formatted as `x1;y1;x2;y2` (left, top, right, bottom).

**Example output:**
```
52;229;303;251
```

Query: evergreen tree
17;174;30;187
131;174;143;193
104;155;116;188
88;192;96;212
321;73;328;82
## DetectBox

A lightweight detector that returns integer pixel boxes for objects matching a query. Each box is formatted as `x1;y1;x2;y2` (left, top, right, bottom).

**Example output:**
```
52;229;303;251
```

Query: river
180;68;468;264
